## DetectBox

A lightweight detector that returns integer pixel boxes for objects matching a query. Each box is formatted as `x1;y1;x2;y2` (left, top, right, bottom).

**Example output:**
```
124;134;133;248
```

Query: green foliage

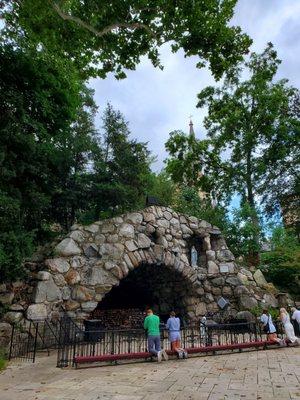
0;231;33;282
250;305;279;320
0;0;255;283
0;45;157;282
3;0;251;80
78;104;153;221
49;87;99;230
168;187;266;261
197;43;300;211
0;347;7;371
226;203;263;261
197;43;300;262
173;186;230;235
144;171;176;207
165;130;213;190
260;227;300;297
0;44;93;281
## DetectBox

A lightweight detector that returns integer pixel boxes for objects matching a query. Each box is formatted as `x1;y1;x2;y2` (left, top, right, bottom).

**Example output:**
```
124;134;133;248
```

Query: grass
0;348;7;372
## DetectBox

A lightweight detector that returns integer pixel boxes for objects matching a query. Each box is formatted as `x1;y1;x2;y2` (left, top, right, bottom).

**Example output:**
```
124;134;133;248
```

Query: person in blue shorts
166;311;188;359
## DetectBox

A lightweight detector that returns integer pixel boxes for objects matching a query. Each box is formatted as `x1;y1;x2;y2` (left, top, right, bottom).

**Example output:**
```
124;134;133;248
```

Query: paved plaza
0;347;299;400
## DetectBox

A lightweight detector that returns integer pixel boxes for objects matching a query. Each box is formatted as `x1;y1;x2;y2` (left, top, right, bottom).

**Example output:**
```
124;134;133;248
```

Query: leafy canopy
165;129;217;192
3;0;251;79
261;226;300;297
197;43;300;213
84;103;153;220
0;43;92;281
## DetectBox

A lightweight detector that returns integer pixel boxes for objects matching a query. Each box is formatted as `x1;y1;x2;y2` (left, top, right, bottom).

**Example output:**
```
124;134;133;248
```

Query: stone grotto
0;205;293;344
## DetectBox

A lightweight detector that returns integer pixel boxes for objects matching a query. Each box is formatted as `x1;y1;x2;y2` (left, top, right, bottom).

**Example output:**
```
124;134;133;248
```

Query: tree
144;171;176;207
165;130;212;190
260;226;300;297
87;104;153;219
3;0;251;80
49;87;99;229
173;186;230;234
226;203;263;263
197;43;300;262
0;44;91;281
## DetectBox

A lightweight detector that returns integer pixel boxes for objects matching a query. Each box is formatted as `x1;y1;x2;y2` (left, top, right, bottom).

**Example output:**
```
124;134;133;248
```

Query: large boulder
26;304;48;320
45;258;70;273
207;261;219;275
216;249;235;262
33;277;62;303
0;292;14;305
37;271;51;281
55;238;81;257
136;233;151;249
0;322;12;347
263;293;278;308
253;269;268;288
119;223;134;238
65;269;81;285
236;310;256;323
71;286;94;302
239;294;258;310
237;272;249;285
126;212;143;225
82;267;118;286
3;311;24;324
276;292;294;308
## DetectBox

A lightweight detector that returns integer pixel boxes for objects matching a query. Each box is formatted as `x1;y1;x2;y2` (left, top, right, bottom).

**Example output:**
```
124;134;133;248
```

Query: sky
89;0;300;172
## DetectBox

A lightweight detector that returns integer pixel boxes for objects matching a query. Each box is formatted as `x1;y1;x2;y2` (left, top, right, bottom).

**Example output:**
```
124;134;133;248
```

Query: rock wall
0;206;292;331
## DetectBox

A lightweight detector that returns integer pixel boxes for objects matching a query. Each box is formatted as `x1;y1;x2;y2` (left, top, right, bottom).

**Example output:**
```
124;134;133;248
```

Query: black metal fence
56;320;284;368
9;319;61;362
8;311;285;367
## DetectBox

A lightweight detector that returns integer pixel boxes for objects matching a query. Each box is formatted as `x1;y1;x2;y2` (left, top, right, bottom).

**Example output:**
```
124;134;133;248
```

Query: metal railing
8;309;285;367
8;319;61;362
57;320;284;368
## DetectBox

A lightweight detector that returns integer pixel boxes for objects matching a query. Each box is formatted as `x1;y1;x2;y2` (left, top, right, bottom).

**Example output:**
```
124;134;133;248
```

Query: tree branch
52;2;156;38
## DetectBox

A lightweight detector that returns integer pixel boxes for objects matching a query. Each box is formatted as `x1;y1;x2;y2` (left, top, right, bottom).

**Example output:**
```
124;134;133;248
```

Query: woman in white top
291;307;300;335
279;308;300;344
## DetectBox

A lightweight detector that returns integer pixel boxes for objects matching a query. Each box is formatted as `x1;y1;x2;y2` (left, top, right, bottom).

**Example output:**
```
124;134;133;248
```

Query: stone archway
92;262;199;321
21;205;277;323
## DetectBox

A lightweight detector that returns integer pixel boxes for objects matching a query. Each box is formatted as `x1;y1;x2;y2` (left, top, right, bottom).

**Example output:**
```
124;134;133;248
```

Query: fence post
72;326;77;367
32;322;39;363
111;331;115;355
8;324;15;360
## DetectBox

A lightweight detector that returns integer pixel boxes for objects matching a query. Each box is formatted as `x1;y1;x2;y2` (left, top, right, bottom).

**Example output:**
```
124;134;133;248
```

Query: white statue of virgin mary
191;245;198;267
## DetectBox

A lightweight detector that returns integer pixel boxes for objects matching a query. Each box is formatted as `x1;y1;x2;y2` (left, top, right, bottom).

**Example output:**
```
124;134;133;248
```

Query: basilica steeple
189;117;195;138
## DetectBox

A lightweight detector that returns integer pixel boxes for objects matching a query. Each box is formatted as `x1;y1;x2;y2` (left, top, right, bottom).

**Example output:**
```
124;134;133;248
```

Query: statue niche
188;235;206;268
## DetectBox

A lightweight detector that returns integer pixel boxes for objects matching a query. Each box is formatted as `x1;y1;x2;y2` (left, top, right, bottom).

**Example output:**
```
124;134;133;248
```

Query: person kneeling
166;311;188;359
144;309;168;362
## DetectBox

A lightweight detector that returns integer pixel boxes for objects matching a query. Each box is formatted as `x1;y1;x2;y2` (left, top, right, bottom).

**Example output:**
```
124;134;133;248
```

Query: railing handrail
72;321;255;334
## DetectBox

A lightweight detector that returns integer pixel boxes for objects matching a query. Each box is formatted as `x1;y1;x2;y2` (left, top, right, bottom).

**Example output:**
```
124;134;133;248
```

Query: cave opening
91;263;197;328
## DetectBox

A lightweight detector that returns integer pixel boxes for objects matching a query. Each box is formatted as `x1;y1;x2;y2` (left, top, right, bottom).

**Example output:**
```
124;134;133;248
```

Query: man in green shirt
144;309;168;362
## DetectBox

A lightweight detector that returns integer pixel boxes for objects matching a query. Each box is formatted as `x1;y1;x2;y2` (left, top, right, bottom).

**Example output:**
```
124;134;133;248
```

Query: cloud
90;0;300;171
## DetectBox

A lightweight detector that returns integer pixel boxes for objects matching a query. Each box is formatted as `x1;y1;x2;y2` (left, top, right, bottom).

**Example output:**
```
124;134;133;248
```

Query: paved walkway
0;347;300;400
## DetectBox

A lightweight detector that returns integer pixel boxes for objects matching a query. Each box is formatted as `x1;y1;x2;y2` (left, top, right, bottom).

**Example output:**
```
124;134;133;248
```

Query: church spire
189;117;195;138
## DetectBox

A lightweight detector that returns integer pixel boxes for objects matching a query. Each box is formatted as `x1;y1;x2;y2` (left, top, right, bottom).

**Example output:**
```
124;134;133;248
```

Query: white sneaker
162;349;168;361
157;351;162;362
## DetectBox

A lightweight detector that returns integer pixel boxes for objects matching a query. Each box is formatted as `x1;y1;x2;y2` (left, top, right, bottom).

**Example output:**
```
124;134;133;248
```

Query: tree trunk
246;149;261;266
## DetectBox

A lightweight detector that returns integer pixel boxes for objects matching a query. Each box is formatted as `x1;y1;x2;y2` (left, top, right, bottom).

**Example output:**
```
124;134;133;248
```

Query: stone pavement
0;347;299;400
